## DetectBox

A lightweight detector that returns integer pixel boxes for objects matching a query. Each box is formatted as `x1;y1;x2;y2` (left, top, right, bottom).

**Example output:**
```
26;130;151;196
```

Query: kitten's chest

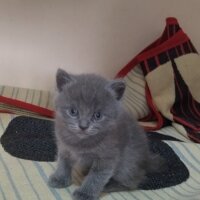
61;136;114;161
64;145;91;162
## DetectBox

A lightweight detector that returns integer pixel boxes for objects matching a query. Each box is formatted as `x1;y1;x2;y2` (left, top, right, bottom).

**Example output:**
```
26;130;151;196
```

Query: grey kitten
48;69;161;200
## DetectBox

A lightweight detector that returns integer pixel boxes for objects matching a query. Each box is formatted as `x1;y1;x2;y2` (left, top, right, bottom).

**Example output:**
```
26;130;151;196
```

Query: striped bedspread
0;98;200;199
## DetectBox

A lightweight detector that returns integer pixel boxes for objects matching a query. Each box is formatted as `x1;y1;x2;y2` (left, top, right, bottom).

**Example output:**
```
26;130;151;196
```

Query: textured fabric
140;19;200;142
0;116;56;162
0;113;200;199
117;17;200;142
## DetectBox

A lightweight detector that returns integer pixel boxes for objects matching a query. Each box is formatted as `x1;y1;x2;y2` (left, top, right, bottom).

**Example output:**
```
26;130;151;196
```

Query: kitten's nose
79;120;89;130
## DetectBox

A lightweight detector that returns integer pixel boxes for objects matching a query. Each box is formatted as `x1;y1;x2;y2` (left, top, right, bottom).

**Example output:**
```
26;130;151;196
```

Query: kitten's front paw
48;173;71;188
73;189;98;200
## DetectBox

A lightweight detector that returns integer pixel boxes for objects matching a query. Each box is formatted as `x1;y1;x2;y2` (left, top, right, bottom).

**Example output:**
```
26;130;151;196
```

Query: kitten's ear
56;68;75;92
107;79;126;100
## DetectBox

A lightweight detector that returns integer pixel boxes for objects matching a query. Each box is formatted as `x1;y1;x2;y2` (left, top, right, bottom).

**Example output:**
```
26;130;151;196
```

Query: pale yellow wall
0;0;200;91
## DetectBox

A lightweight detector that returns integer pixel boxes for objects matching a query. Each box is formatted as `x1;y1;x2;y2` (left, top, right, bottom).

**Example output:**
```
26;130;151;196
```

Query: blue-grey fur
48;69;161;200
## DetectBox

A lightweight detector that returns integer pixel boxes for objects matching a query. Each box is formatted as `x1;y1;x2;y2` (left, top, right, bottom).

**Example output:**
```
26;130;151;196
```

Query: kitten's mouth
76;130;89;138
76;130;97;138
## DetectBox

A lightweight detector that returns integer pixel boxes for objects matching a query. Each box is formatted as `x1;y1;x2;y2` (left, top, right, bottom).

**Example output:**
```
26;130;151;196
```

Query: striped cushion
0;85;54;118
122;65;149;119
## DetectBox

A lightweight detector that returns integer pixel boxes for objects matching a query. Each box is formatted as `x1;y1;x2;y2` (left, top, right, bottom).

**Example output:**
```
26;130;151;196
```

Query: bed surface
0;107;200;199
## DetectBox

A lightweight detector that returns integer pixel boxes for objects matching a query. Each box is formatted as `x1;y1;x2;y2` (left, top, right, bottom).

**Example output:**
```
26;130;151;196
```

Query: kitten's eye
68;107;79;117
93;112;102;121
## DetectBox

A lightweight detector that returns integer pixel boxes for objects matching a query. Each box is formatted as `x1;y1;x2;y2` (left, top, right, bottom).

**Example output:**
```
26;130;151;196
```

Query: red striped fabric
117;17;200;142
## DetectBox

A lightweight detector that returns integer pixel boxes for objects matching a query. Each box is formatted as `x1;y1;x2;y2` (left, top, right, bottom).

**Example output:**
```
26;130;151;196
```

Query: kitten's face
55;69;125;140
57;95;115;139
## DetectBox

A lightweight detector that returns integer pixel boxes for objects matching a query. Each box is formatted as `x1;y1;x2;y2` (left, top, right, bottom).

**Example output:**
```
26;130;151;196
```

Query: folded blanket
117;17;200;143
